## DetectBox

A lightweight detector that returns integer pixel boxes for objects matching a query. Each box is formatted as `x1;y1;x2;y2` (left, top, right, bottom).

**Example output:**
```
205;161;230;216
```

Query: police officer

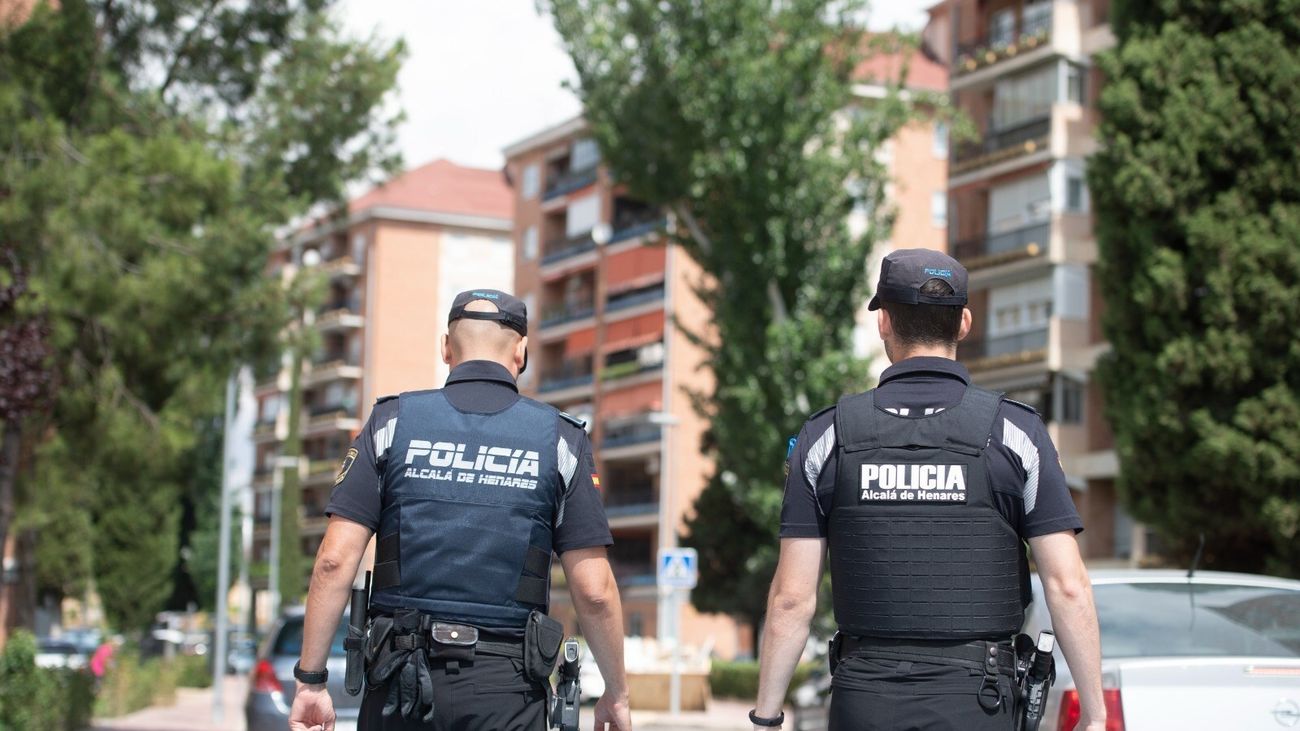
288;290;633;731
750;250;1107;731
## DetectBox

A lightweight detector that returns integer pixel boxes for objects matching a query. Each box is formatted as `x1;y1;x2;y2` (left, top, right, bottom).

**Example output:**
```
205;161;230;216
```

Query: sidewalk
92;676;246;731
632;698;768;730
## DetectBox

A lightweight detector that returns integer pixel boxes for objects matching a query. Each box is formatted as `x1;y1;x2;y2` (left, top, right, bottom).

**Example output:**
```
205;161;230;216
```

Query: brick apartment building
922;0;1144;561
502;46;951;659
249;160;514;622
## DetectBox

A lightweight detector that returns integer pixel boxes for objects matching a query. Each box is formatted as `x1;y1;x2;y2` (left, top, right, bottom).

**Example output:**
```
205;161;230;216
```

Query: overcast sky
338;0;936;171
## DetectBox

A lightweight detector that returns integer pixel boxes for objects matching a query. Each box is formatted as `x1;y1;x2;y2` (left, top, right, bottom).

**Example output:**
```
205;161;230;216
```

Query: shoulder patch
559;411;587;429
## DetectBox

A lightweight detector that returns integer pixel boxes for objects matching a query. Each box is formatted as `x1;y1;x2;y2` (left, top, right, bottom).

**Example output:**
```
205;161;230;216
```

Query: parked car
246;608;361;731
226;630;258;676
35;638;87;670
790;569;1300;731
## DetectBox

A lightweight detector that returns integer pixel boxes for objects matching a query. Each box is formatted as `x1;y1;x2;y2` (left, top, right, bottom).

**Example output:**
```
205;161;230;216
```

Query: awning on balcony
601;311;664;352
601;330;663;355
605;246;667;292
563;327;596;357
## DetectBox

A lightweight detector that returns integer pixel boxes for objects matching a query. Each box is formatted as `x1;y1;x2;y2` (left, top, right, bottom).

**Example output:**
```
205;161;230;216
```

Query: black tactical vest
829;385;1028;640
369;390;562;630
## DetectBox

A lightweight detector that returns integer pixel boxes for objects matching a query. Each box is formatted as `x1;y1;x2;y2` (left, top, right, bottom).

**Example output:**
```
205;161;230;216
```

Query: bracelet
293;661;328;685
749;709;785;727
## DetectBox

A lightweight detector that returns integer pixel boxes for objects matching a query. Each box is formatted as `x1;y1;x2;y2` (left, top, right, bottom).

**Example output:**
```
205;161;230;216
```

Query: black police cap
867;248;969;311
447;289;528;337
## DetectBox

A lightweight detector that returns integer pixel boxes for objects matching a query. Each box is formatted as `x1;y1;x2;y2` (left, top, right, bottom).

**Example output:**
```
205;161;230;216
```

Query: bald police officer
288;290;633;731
751;250;1107;731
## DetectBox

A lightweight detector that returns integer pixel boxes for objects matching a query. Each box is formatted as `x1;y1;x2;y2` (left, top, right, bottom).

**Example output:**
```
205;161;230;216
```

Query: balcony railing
602;421;662;449
959;327;1049;362
605;285;665;314
954;8;1053;76
539;364;595;394
952;116;1051;175
600;359;662;383
308;401;357;418
611;563;657;587
540;302;596;329
952;221;1051;262
541;234;596;266
604;486;659;518
608;216;667;245
543;165;599;201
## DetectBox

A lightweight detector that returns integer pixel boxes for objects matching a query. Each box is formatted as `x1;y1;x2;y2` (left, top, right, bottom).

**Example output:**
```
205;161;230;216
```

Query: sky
338;0;936;172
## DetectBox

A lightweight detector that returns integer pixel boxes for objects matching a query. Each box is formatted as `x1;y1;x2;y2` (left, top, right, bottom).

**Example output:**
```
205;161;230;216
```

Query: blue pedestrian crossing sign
658;548;698;590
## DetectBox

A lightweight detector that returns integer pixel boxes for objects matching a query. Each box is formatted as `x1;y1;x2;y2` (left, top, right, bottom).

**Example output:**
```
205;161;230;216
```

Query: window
933;121;949;158
988;277;1053;336
993;65;1057;130
1055;375;1084;424
571;138;601;172
931;191;948;228
523;226;538;260
988;173;1051;232
989;8;1015;47
1023;0;1052;36
521;164;540;199
1066;176;1085;211
566;195;601;237
1066;64;1085;105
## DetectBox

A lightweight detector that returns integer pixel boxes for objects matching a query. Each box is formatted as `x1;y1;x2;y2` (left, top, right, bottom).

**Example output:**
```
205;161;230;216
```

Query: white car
36;639;87;670
1025;569;1300;730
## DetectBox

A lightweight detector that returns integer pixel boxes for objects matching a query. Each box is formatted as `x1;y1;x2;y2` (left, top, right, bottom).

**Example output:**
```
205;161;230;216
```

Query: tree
0;0;404;630
545;0;918;629
1090;0;1300;576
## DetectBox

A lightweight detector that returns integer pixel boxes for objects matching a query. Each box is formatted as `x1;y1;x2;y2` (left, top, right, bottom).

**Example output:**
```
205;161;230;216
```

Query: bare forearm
754;594;813;718
570;575;628;697
299;553;357;671
1044;579;1105;722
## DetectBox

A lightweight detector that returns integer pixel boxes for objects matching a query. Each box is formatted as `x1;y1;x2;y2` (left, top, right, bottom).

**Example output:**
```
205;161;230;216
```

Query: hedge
709;660;819;702
0;631;96;731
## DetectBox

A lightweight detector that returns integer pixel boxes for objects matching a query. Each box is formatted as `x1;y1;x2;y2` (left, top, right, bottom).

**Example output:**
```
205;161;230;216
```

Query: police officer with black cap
288;289;633;731
750;250;1107;731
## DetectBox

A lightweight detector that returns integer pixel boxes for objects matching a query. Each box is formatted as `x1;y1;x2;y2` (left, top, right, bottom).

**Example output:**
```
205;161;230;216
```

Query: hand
288;683;335;731
592;692;632;730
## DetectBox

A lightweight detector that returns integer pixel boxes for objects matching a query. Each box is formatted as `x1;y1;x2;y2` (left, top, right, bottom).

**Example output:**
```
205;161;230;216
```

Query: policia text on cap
288;290;633;731
750;250;1107;731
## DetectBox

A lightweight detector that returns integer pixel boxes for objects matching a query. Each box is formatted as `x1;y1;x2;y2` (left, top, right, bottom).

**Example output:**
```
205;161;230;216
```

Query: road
89;677;758;731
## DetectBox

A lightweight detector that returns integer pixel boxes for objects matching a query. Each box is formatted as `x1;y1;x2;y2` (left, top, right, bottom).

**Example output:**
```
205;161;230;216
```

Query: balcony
611;562;657;588
304;358;362;387
952;116;1051;177
605;284;665;315
605;484;660;529
303;458;340;486
958;327;1049;371
315;305;363;332
953;6;1053;79
952;221;1050;269
254;420;279;443
602;419;662;450
540;301;596;330
608;216;667;246
543;165;599;201
539;362;595;396
321;255;360;280
304;403;361;436
600;359;662;385
541;233;597;266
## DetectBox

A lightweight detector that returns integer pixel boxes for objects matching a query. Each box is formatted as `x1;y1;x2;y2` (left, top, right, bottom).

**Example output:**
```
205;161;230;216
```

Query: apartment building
502;47;951;659
250;160;513;617
923;0;1139;561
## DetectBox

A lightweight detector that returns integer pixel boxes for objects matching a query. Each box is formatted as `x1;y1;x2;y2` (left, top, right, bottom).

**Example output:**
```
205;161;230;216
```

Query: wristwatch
293;661;329;685
749;709;785;727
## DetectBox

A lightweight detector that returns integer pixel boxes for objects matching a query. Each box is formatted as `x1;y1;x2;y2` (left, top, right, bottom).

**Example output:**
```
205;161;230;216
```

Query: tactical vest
829;386;1028;640
369;390;562;630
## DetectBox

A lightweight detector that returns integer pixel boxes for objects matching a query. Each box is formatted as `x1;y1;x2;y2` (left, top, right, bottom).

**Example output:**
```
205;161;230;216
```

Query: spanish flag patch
592;473;601;489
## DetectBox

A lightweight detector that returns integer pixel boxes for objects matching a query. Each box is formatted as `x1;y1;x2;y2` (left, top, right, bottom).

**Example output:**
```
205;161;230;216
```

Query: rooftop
349;158;513;221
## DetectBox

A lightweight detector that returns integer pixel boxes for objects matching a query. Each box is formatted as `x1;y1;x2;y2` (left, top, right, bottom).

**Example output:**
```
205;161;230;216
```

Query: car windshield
1094;582;1300;659
271;618;348;657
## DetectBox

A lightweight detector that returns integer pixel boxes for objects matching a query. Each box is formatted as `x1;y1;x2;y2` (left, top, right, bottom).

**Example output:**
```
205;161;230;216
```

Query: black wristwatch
749;709;785;727
293;661;328;685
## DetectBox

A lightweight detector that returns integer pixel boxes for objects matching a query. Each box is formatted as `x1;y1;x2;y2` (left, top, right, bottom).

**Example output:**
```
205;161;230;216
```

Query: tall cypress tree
1090;0;1300;575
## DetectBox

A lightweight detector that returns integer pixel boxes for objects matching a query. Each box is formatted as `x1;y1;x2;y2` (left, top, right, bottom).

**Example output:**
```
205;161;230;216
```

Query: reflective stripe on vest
829;385;1028;640
370;390;561;630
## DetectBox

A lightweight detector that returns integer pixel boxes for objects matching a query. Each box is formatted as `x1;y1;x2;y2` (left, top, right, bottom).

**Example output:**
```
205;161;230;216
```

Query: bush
175;654;213;688
0;630;95;731
95;650;179;719
709;659;818;702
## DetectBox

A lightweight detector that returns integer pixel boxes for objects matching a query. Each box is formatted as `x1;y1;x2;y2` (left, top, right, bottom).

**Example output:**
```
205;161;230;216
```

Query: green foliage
1090;0;1300;575
708;659;817;701
0;631;95;731
546;0;918;624
175;653;213;688
0;0;404;629
95;649;179;718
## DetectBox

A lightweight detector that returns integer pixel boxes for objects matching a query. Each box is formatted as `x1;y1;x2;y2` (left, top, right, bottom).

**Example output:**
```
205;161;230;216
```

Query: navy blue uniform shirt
326;360;613;554
781;356;1083;540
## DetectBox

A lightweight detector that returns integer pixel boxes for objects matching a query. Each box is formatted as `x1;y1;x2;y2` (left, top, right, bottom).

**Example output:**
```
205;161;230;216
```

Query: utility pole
212;375;237;723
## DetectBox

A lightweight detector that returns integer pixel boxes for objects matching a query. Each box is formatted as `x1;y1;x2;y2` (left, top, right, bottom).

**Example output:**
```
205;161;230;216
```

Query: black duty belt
839;635;1017;674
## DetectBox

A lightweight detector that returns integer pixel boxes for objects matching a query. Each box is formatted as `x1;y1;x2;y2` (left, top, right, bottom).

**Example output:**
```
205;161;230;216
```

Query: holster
828;632;843;676
343;574;370;696
524;610;565;684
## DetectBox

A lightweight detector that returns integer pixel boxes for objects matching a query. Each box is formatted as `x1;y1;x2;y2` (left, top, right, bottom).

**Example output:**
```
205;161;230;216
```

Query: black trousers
358;654;547;731
828;656;1018;731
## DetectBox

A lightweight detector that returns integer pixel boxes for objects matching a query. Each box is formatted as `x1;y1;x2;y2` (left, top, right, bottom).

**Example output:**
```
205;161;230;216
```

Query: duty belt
836;634;1017;712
